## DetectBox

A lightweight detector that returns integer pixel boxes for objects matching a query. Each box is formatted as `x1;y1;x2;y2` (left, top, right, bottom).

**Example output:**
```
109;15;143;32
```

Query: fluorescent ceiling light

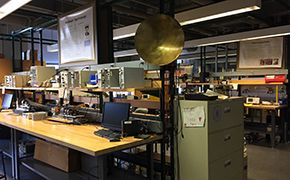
115;24;290;57
113;32;136;40
113;23;139;40
184;24;290;47
113;0;261;40
179;6;260;26
0;0;32;19
177;0;261;26
240;33;290;41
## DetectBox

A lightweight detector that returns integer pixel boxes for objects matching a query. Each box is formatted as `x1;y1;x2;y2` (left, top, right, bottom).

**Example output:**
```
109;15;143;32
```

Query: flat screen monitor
102;102;130;131
2;94;13;109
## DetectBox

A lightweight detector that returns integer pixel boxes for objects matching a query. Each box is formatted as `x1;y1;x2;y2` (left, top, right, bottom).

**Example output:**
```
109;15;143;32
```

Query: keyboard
94;129;121;140
47;116;88;125
47;117;74;124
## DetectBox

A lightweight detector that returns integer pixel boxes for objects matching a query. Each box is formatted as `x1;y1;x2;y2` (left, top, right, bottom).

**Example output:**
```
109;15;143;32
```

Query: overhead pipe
0;33;57;43
0;37;55;45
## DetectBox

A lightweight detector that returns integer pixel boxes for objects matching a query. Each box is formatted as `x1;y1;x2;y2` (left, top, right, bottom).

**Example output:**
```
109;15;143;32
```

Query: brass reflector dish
135;14;184;66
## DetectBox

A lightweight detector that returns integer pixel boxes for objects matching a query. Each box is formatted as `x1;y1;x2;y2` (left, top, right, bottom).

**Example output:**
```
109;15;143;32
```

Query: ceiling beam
185;24;290;47
112;5;149;19
189;0;214;6
23;0;79;15
129;0;158;10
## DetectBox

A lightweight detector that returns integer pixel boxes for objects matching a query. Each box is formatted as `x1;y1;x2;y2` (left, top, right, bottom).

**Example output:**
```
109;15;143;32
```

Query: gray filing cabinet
175;98;244;180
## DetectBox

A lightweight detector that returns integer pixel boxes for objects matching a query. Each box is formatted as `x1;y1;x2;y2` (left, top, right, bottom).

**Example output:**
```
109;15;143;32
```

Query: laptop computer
0;94;13;112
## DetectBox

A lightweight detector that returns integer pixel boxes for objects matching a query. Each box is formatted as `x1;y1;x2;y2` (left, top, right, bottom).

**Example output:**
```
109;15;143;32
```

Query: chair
0;151;6;180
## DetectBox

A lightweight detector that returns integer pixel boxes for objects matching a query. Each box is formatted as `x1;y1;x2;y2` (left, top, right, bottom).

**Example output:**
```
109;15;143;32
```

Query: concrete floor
248;144;290;180
1;144;290;180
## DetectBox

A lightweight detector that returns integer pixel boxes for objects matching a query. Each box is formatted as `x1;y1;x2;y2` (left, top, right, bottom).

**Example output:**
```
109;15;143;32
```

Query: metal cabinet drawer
227;172;243;180
208;100;243;133
209;149;243;180
209;126;243;162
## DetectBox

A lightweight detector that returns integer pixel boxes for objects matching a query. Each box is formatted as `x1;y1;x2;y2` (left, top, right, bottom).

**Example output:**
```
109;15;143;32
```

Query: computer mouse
109;137;121;142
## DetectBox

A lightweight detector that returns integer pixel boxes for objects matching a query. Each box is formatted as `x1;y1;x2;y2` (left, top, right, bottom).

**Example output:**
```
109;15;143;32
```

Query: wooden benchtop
0;111;162;156
244;103;287;110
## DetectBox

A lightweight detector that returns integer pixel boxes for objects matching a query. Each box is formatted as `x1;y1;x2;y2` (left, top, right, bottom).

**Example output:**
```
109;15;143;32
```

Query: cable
81;66;90;71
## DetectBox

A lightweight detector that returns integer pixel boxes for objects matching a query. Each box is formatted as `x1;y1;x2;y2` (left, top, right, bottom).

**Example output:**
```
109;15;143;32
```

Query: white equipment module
105;67;144;89
30;66;56;87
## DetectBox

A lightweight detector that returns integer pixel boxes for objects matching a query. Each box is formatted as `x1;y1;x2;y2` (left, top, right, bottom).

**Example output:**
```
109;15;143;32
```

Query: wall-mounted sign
238;37;283;69
59;6;97;65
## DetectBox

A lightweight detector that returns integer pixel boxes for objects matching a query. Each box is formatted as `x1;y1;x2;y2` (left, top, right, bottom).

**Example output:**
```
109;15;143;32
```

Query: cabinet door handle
224;160;232;168
224;135;231;142
224;107;231;113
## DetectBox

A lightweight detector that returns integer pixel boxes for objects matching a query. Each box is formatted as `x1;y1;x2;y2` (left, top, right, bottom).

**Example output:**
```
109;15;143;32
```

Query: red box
265;75;286;83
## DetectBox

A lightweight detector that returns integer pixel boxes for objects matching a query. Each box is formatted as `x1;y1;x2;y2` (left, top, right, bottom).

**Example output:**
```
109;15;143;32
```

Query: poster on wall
59;6;96;65
238;37;283;69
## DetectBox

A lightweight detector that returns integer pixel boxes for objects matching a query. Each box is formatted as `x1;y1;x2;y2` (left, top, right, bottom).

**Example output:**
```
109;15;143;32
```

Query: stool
0;151;6;180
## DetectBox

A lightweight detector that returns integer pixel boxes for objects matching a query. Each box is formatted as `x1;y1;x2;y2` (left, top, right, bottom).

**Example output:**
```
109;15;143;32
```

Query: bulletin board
59;6;97;65
238;37;284;69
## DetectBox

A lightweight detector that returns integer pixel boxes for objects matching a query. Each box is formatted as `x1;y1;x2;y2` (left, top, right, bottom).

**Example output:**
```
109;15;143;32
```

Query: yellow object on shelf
244;103;253;107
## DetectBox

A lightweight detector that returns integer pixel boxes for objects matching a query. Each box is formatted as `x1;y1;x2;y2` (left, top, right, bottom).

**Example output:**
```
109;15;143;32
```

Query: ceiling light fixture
177;0;261;26
114;24;290;57
113;0;261;40
0;0;32;20
113;24;140;40
184;24;290;47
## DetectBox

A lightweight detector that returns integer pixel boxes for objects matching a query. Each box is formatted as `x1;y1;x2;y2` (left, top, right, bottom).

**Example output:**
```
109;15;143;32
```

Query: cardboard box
34;140;80;172
0;58;12;84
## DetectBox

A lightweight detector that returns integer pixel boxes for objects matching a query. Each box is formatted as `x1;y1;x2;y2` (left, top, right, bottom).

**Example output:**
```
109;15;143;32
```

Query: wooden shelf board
230;80;284;85
81;88;135;93
0;87;60;91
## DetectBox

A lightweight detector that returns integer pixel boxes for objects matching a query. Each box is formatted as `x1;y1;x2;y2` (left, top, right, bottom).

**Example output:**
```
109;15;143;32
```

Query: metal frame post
203;46;206;77
146;143;154;180
12;35;16;72
215;45;218;72
19;37;23;71
200;46;206;83
30;29;35;66
39;30;44;66
160;1;175;180
168;63;176;180
159;66;166;180
225;44;228;71
286;36;290;141
96;2;114;64
11;129;19;179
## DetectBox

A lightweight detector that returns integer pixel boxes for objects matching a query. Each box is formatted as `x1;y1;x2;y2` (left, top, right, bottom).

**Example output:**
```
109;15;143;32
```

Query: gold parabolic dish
135;14;185;66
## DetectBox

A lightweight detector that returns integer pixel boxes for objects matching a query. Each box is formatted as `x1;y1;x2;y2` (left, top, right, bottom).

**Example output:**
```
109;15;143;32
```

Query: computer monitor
102;102;130;131
1;94;13;110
